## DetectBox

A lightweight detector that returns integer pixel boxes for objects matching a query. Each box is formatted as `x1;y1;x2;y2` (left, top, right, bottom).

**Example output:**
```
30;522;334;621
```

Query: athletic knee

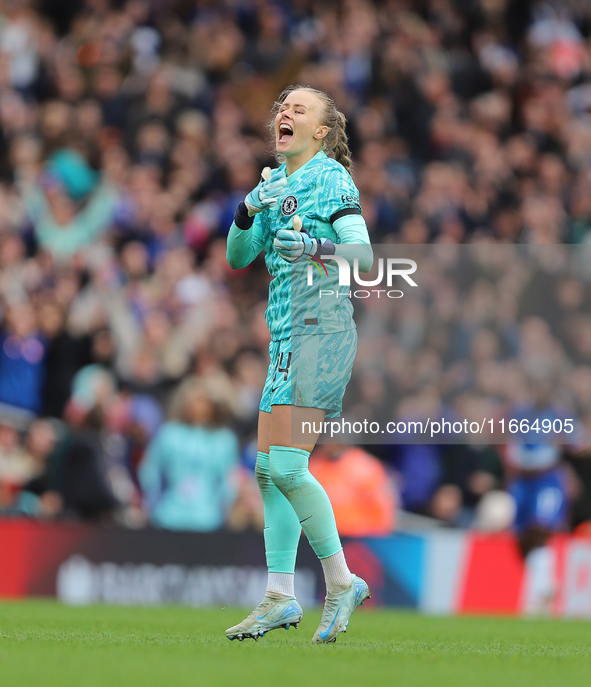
269;461;307;497
268;446;312;497
255;452;273;491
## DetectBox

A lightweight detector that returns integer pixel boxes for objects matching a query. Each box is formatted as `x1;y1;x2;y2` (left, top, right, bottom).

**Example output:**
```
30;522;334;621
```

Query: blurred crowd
1;0;591;537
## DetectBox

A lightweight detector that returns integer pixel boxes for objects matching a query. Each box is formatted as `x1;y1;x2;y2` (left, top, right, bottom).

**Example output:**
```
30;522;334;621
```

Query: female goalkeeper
225;86;373;644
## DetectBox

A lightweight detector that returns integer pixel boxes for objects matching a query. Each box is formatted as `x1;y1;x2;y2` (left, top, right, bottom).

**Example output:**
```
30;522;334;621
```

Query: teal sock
269;445;342;560
255;451;302;573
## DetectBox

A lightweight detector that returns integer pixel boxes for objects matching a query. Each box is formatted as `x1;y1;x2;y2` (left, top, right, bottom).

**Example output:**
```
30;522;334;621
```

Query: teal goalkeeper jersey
228;151;370;341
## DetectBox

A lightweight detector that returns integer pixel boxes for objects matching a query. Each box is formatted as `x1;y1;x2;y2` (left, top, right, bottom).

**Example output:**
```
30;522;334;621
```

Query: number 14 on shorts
272;351;292;390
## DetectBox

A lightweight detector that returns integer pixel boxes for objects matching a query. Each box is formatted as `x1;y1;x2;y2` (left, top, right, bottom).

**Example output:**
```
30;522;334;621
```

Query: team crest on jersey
281;195;298;216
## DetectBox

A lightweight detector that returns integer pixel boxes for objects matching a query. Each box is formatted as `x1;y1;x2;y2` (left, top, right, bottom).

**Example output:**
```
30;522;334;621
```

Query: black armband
234;201;255;230
330;207;361;224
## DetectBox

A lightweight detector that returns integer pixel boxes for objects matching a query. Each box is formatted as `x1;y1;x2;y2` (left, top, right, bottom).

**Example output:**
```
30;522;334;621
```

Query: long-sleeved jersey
227;151;373;341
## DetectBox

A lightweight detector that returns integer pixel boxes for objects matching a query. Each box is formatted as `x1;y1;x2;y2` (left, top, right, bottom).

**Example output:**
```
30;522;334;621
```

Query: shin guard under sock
255;451;302;574
268;445;342;560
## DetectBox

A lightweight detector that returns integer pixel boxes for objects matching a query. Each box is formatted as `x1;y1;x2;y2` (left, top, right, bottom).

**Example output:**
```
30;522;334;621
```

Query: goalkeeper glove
273;227;335;263
244;168;287;214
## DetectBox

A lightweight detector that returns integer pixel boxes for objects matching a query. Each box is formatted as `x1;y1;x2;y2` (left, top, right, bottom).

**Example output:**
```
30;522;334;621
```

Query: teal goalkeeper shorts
260;329;358;418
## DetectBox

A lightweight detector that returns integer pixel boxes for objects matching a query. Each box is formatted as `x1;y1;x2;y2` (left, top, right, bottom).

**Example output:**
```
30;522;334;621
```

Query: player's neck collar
285;150;326;184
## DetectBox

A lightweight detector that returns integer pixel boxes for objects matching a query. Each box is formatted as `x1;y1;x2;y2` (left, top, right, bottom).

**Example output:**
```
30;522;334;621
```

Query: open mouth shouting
278;122;294;145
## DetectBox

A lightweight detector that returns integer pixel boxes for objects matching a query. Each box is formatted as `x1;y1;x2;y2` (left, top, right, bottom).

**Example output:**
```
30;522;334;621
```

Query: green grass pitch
0;601;589;687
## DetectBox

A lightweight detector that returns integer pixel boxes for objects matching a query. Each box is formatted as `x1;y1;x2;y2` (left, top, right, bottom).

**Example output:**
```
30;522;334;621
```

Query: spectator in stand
0;420;37;513
0;300;46;415
20;148;119;261
18;419;63;518
38;298;92;418
565;447;591;531
60;405;120;520
504;442;571;614
139;376;240;531
310;444;396;537
505;443;570;552
60;364;136;521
